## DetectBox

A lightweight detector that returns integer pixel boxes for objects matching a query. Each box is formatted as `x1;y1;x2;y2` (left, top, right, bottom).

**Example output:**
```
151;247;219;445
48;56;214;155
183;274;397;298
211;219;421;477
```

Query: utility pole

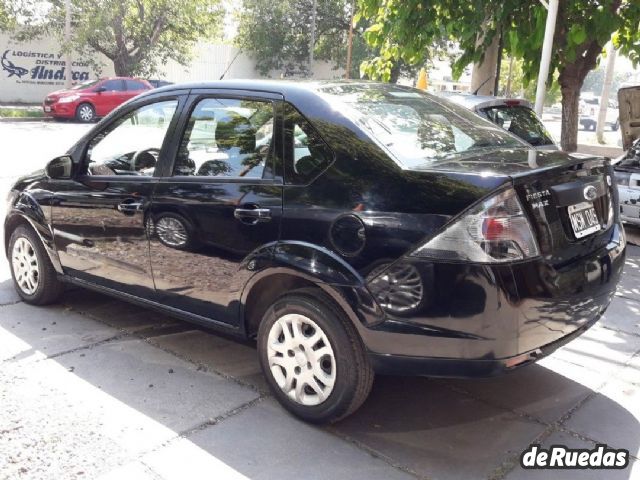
345;0;355;79
534;0;559;115
64;0;72;88
309;0;317;77
596;41;617;143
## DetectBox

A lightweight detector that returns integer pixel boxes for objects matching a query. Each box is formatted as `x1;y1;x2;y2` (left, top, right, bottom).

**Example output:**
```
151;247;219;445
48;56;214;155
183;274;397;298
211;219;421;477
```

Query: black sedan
5;80;625;423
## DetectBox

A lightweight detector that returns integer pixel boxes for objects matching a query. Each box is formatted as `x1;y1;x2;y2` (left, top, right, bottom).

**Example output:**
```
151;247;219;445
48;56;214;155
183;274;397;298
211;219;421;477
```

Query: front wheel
9;225;63;305
257;289;374;423
75;103;95;123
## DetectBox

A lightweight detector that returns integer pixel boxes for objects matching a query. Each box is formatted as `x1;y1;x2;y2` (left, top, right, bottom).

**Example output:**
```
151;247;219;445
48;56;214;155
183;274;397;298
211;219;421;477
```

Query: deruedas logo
520;444;630;469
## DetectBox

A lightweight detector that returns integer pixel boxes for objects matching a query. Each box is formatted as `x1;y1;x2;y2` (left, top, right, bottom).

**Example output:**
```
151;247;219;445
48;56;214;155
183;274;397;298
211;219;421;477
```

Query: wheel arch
4;201;62;274
241;267;368;340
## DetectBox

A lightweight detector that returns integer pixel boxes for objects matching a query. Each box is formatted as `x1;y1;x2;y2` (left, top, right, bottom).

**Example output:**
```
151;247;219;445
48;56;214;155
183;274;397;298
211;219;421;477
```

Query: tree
0;0;16;31
357;0;640;152
9;0;223;77
236;0;373;78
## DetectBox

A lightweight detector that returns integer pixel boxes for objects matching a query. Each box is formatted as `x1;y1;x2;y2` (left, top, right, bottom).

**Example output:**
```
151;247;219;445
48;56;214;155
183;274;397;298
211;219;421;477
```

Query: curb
0;117;52;123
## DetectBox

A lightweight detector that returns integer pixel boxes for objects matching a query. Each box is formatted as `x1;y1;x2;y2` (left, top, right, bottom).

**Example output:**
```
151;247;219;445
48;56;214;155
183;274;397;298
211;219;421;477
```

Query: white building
0;34;343;104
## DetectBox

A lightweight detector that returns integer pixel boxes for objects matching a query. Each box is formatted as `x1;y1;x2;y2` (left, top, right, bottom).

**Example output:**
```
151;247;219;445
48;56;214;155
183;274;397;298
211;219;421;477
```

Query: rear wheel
75;103;95;123
257;289;373;423
9;225;63;305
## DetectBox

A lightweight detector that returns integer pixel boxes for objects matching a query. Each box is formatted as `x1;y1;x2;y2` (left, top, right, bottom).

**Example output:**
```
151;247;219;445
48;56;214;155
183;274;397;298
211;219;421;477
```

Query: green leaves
568;25;587;46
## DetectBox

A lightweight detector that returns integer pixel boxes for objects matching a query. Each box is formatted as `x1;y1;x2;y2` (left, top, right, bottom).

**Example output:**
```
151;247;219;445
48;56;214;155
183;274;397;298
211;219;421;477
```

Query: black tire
8;224;64;305
257;288;374;423
75;102;95;123
612;120;620;132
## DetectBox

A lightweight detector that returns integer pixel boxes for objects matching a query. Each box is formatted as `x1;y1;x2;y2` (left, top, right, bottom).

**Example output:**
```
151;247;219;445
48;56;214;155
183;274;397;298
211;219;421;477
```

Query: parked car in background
147;79;174;89
438;93;558;150
43;77;152;122
9;81;624;423
579;95;619;131
614;85;640;224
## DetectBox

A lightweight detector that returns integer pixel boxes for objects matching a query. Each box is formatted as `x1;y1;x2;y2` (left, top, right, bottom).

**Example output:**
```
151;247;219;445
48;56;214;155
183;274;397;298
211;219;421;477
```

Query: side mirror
45;155;73;179
94;86;106;93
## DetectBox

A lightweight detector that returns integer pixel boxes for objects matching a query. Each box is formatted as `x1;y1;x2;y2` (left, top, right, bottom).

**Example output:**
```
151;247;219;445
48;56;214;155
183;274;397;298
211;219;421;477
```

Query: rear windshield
316;84;524;168
478;105;555;147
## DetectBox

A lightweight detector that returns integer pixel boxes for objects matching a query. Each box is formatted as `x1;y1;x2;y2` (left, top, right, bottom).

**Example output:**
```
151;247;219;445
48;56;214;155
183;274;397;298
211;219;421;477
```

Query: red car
43;77;152;122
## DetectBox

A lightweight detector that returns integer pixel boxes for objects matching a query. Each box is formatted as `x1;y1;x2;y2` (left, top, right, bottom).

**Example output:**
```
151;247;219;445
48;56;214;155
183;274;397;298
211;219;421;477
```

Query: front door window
86;100;178;176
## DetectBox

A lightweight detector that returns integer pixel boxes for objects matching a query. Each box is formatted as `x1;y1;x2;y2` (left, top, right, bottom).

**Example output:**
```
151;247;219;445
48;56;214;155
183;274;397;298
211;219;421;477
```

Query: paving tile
51;337;260;437
549;324;640;376
0;302;118;362
504;430;639;479
332;376;546;480
0;278;20;305
564;380;640;459
146;329;266;391
615;353;640;387
142;437;250;480
169;399;415;480
442;362;603;425
600;295;640;336
96;461;159;480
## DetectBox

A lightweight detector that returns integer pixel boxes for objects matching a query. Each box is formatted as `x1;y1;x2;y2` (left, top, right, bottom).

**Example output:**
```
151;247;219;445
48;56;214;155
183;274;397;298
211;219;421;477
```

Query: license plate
568;202;601;238
44;106;51;112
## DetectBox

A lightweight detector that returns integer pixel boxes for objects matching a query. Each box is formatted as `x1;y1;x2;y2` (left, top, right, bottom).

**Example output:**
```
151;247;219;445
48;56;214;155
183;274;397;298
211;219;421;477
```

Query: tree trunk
112;53;135;77
560;81;581;152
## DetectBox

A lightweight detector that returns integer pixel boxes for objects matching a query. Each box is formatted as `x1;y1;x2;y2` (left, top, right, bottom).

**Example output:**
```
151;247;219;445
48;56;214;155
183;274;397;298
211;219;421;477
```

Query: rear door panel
148;91;285;327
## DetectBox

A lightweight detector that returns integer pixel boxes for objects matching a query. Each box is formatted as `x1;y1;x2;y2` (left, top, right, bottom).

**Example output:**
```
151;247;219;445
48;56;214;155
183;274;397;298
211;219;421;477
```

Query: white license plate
568;202;601;238
44;106;51;112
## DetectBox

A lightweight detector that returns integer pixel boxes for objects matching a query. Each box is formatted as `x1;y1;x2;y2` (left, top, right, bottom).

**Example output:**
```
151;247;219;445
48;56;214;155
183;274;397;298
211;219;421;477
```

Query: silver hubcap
267;313;336;406
79;105;93;121
12;237;39;295
156;217;187;247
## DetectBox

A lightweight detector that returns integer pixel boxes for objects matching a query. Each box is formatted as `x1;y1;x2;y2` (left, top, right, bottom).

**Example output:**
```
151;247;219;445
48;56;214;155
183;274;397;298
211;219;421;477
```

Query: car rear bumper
352;223;626;377
369;312;600;377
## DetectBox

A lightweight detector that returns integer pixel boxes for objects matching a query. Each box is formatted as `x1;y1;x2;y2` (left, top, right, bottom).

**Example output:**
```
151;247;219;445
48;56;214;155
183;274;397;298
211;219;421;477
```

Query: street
0;120;639;480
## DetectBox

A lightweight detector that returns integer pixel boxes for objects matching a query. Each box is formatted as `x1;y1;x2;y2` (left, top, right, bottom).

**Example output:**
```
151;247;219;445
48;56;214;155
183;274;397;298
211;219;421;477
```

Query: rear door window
173;97;275;179
102;79;126;92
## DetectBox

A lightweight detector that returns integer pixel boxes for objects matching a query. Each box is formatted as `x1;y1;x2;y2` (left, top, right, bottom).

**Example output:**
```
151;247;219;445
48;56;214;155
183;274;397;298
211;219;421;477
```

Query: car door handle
234;207;272;224
117;201;143;215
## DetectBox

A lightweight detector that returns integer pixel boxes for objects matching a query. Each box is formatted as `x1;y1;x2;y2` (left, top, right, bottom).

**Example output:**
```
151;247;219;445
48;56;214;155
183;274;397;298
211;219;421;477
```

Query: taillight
411;189;540;263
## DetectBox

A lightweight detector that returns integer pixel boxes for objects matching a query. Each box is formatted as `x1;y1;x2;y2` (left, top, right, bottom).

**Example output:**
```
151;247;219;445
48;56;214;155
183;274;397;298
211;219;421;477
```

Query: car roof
436;92;533;111
145;79;421;99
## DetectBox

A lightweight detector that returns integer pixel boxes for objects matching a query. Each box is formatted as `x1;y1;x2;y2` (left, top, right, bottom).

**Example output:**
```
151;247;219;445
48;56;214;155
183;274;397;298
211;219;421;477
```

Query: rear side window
284;103;334;184
479;106;554;147
102;79;125;91
125;80;148;91
173;97;275;179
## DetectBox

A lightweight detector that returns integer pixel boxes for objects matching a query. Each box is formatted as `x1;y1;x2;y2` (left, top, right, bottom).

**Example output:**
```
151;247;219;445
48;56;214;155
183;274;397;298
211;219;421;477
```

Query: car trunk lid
411;150;614;262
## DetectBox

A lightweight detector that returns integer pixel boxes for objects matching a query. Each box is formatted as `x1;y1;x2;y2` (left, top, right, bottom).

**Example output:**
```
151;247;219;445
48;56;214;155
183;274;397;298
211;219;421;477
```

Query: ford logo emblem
584;185;598;201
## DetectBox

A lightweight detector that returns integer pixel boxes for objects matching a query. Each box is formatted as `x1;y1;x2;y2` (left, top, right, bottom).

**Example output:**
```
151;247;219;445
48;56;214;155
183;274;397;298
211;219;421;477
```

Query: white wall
0;36;343;104
157;42;344;83
0;34;113;104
